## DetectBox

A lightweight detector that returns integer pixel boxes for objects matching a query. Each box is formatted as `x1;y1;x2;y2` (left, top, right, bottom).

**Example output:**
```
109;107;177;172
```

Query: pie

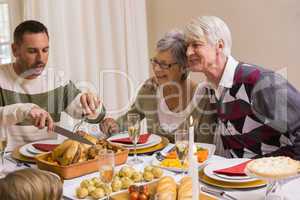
246;156;299;179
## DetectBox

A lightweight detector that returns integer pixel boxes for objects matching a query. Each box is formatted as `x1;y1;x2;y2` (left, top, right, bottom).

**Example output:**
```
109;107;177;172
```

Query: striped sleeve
0;103;36;125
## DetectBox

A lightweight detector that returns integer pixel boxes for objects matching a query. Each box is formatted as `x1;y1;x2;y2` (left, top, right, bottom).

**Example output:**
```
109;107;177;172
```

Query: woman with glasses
100;30;216;143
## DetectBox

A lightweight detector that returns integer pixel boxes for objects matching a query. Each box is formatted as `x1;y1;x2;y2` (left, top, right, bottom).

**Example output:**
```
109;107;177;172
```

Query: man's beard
20;62;46;78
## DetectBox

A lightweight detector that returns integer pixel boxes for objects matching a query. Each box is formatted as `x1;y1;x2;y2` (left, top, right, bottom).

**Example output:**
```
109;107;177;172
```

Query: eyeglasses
150;58;178;69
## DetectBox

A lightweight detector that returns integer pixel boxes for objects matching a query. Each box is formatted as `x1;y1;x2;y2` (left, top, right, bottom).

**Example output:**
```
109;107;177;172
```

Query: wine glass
98;149;115;199
175;129;189;176
245;168;285;200
73;103;104;133
244;158;295;200
0;128;8;178
265;179;283;200
127;113;143;165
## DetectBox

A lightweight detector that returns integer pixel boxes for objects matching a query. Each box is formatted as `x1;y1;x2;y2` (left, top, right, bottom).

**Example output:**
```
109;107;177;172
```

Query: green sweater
0;64;105;150
117;78;217;143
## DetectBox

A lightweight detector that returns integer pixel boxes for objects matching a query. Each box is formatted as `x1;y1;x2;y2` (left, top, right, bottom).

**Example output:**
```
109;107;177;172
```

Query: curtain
22;0;149;123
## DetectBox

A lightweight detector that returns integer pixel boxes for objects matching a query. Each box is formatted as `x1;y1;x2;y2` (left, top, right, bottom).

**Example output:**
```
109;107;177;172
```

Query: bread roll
156;176;177;200
178;176;192;200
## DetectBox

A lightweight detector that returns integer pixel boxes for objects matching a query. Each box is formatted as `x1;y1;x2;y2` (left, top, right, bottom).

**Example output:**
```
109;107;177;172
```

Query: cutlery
160;144;175;157
63;195;73;200
72;115;87;132
53;125;94;145
155;144;176;161
155;152;165;161
201;186;238;200
5;156;31;168
72;103;105;132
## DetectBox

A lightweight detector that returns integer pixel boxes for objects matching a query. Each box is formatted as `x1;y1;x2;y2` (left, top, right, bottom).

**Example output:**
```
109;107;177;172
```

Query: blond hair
185;16;232;56
0;168;62;200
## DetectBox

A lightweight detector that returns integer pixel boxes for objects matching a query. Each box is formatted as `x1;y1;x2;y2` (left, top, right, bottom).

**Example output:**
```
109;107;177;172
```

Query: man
0;20;105;151
185;16;300;160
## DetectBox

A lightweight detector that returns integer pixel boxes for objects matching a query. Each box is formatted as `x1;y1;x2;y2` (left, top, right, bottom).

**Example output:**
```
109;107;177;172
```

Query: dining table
2;143;300;200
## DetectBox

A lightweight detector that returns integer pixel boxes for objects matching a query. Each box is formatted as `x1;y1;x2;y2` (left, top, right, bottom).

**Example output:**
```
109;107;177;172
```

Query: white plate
19;139;61;158
214;173;254;180
152;143;216;173
26;145;44;154
203;158;258;183
108;133;161;149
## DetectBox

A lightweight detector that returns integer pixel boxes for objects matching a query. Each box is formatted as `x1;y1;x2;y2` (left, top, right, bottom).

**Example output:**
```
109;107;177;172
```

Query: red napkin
110;133;151;144
213;160;252;176
32;144;59;152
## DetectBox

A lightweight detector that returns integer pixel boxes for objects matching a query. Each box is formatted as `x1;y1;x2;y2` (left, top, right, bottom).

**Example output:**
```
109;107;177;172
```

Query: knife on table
53;125;94;145
201;186;238;200
160;143;175;156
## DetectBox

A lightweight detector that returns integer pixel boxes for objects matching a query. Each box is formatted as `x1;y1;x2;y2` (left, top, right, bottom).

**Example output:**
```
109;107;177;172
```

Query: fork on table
4;156;31;168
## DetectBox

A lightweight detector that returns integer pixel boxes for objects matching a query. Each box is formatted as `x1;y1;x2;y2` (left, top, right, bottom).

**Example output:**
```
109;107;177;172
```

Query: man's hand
28;107;54;131
80;93;101;116
99;118;119;135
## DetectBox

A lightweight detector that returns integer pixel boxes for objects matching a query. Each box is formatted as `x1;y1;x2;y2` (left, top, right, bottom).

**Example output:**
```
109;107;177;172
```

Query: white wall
146;0;300;89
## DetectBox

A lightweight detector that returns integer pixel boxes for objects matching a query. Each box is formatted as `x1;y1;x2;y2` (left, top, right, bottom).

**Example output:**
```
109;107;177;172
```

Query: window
0;2;11;64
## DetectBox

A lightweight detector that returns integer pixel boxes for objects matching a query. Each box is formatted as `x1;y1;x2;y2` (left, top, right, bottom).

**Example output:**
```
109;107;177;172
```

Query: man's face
12;32;49;79
186;37;217;73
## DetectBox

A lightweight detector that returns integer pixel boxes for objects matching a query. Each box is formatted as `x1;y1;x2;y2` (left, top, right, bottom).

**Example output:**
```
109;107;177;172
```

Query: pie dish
245;156;299;179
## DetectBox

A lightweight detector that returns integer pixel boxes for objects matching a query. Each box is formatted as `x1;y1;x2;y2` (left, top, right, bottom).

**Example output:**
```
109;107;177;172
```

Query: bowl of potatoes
75;165;164;199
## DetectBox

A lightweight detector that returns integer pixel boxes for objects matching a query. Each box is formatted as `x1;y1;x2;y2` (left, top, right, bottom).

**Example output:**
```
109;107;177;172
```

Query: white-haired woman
100;30;216;143
185;16;300;159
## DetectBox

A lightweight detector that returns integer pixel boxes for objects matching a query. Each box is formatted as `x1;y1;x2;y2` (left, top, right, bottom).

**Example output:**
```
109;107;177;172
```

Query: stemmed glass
265;179;283;200
98;149;115;200
73;103;103;133
175;129;189;176
0;128;8;178
245;169;285;200
127;113;143;165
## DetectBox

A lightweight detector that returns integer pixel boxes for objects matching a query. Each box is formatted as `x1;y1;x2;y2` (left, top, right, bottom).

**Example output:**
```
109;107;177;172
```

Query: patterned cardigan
213;63;300;160
116;78;217;143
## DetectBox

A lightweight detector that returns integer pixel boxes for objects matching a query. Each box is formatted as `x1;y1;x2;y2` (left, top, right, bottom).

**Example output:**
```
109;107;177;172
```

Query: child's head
0;168;63;200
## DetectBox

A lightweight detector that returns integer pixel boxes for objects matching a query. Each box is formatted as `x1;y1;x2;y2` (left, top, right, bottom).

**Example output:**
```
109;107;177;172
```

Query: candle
191;156;199;200
188;116;199;200
188;116;194;176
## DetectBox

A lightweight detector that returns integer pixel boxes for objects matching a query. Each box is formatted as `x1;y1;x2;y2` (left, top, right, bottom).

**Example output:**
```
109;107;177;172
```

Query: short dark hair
13;20;49;44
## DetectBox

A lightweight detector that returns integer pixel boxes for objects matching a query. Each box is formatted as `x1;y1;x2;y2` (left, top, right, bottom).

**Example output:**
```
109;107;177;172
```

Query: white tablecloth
63;155;300;200
3;149;300;200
